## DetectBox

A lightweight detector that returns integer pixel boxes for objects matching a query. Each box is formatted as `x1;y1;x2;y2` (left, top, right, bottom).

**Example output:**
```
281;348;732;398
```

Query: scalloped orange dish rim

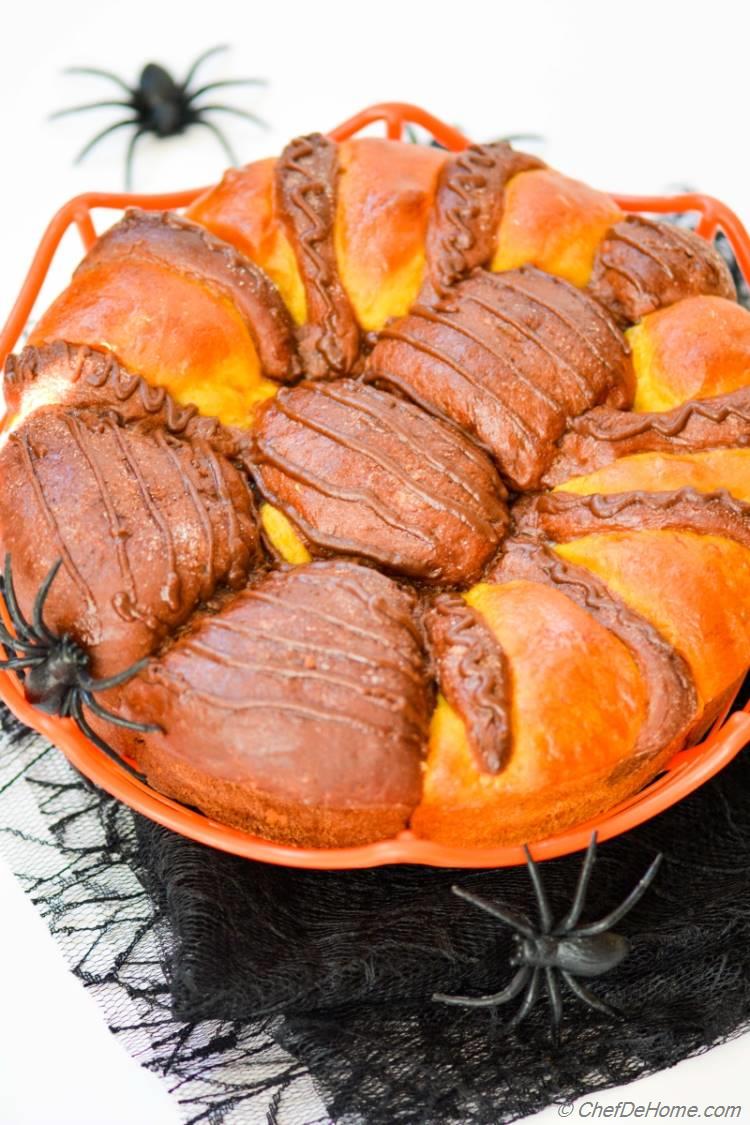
1;102;750;869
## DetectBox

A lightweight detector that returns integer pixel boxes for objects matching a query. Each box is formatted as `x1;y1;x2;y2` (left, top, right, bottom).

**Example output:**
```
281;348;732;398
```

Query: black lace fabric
2;685;750;1125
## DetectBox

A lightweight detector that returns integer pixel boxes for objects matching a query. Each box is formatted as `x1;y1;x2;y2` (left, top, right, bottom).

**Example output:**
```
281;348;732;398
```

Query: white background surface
1;0;749;1121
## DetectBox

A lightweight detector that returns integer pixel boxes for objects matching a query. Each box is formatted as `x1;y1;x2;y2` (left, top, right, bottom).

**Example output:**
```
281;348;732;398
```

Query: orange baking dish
2;102;750;869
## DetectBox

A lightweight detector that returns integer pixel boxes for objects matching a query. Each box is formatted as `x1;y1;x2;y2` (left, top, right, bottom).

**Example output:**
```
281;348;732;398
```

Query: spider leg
64;66;134;94
556;831;598;933
32;558;62;642
196;103;268;130
573;854;663;937
523;844;553;933
433;965;530;1008
0;623;39;652
181;45;229;91
81;657;148;693
79;689;160;735
3;554;34;640
124;126;149;191
49;100;134;120
192;119;239;167
70;693;147;782
451;886;536;938
545;967;563;1046
0;655;46;671
185;78;266;102
75;119;139;165
561;970;622;1020
506;966;541;1028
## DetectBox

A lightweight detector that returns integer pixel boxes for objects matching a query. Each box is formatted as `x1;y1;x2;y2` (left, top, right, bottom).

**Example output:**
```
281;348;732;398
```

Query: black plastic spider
0;554;158;779
51;45;267;189
434;833;662;1041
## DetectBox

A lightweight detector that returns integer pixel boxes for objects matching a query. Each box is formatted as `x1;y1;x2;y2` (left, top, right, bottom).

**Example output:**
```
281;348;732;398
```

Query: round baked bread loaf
2;131;749;848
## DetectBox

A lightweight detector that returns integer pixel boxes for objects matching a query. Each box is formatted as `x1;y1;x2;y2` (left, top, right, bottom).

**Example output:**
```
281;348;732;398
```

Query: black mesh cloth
128;684;750;1124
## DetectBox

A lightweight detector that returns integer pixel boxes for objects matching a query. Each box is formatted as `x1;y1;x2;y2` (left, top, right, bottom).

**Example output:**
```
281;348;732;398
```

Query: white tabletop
1;0;749;1120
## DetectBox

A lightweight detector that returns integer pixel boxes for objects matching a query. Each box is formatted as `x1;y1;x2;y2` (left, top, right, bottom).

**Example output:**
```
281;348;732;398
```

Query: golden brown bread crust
488;539;697;766
250;379;509;584
75;210;302;383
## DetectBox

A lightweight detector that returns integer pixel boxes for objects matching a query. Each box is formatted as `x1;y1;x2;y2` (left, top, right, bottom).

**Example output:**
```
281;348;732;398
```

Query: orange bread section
187;157;307;325
556;531;750;712
556;448;750;503
189;138;446;332
412;580;647;845
333;138;446;329
491;168;623;287
30;260;274;427
629;297;750;412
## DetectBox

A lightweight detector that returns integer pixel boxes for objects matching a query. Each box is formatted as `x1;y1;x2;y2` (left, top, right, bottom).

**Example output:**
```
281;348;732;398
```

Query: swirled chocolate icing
587;216;736;327
4;342;247;461
250;379;509;584
424;593;510;773
114;561;430;846
276;134;360;377
515;487;750;549
421;142;544;300
543;389;750;486
0;404;259;677
366;265;633;489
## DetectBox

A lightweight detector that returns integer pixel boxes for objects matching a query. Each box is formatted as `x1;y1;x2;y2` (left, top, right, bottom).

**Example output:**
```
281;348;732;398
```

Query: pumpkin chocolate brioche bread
2;132;749;848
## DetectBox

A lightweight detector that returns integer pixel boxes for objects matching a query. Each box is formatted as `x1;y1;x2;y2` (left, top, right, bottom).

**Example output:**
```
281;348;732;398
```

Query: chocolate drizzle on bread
0;403;259;677
424;593;511;773
544;390;750;485
588;215;736;326
276;134;360;377
368;265;633;489
114;561;430;845
251;379;509;583
422;142;544;300
76;209;302;382
515;488;750;550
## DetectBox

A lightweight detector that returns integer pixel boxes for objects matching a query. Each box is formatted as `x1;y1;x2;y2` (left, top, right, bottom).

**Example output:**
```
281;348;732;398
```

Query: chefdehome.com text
558;1102;742;1119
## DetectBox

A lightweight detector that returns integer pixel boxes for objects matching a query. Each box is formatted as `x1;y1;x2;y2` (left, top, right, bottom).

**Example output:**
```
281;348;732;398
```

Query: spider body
434;833;662;1040
133;64;186;138
0;554;158;778
510;930;630;976
52;46;266;188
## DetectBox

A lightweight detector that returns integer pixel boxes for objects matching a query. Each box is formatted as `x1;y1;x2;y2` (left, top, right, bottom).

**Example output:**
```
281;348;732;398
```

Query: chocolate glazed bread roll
0;380;260;679
250;379;509;584
366;265;633;490
109;562;431;847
